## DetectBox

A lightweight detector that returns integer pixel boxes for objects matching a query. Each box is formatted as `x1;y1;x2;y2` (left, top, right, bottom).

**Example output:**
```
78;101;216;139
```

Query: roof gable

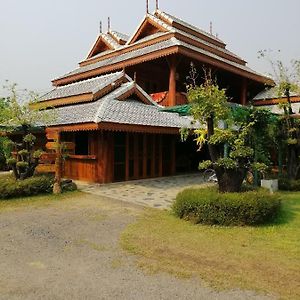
127;15;169;45
87;34;118;59
87;31;128;59
155;10;226;49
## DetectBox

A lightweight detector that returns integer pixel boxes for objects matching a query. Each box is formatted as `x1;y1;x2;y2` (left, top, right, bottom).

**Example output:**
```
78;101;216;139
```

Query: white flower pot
261;179;278;194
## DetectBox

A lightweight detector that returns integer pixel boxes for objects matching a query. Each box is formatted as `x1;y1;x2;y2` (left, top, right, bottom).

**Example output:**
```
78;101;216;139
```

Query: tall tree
259;51;300;179
182;69;276;192
0;83;54;180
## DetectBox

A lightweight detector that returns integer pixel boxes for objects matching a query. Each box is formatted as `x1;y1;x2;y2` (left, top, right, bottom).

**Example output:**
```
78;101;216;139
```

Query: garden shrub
0;148;6;171
0;175;54;199
279;178;300;191
61;179;77;192
173;187;281;226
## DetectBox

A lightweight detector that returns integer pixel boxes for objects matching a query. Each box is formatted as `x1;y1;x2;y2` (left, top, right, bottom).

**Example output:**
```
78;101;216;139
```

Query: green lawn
0;191;82;211
121;192;300;299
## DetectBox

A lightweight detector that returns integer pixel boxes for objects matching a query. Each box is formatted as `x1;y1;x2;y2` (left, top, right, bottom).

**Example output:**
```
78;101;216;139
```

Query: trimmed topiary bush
0;175;54;199
279;178;300;191
173;187;281;226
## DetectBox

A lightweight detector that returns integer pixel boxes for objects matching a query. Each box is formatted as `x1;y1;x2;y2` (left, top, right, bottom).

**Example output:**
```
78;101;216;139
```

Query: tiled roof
253;87;299;100
110;31;129;42
57;39;177;80
57;37;262;81
155;10;225;44
84;32;169;63
147;13;243;61
40;71;124;101
255;103;300;114
52;10;269;86
48;82;196;129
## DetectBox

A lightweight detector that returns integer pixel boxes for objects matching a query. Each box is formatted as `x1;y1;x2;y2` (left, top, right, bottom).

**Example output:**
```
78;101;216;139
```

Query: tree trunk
287;145;299;179
53;132;62;194
215;168;246;193
207;115;219;162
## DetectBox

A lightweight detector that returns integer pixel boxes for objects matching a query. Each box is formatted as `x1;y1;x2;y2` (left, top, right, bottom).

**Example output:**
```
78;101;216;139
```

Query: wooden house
36;9;272;183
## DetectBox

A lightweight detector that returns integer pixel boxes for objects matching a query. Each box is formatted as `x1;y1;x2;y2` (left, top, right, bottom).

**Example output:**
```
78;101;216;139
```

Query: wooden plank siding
62;130;177;183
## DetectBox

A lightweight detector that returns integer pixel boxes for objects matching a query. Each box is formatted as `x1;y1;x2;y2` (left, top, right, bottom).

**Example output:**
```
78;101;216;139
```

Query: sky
0;0;299;97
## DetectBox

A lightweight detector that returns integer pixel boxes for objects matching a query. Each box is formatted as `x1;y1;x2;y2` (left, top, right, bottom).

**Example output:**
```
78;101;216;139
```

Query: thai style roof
154;10;225;45
52;10;271;86
253;87;299;101
47;81;195;129
40;72;125;102
110;31;129;43
256;103;300;115
56;37;262;82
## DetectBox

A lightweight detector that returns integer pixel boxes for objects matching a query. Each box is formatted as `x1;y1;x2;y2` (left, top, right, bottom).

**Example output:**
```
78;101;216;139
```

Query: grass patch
0;190;82;212
120;192;300;299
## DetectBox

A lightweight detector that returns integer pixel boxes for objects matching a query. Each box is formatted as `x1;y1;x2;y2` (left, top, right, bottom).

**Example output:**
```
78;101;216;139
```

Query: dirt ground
0;192;273;300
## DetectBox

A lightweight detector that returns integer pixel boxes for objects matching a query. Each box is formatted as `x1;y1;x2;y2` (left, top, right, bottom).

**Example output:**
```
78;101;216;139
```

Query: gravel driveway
0;192;272;300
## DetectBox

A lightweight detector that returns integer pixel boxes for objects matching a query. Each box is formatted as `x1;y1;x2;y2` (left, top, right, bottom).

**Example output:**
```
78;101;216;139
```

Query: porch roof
46;82;196;130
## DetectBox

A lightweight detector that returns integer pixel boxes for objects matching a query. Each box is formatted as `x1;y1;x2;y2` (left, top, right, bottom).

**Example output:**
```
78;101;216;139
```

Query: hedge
172;187;281;226
0;175;77;199
279;178;300;191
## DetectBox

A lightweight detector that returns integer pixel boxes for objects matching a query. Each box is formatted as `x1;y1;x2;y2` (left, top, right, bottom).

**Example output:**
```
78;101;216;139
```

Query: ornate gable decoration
87;31;127;59
127;15;170;45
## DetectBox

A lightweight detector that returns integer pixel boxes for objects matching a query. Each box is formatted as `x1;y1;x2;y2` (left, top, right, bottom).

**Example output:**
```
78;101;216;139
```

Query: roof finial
108;17;111;32
99;21;102;34
156;0;159;10
146;0;149;14
210;21;213;35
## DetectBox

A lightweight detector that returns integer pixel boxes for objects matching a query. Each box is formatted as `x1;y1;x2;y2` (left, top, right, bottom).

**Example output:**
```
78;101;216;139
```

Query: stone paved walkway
77;173;209;209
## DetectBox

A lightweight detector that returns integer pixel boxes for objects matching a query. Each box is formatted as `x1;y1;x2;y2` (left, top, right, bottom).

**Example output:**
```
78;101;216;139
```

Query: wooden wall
62;130;177;183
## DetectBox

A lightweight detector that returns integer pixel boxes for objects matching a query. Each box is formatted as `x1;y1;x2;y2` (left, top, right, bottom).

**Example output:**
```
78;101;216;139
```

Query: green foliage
188;78;229;124
172;187;281;226
0;82;54;128
208;129;234;145
278;178;300;191
186;67;281;191
230;146;254;160
198;160;213;170
252;162;269;176
18;149;29;157
33;150;43;159
23;133;36;144
16;161;29;169
6;158;16;165
215;157;238;169
194;129;207;150
179;127;190;142
0;175;54;199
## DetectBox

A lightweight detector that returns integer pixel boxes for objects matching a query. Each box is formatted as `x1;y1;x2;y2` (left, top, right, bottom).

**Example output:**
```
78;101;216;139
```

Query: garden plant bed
121;192;300;300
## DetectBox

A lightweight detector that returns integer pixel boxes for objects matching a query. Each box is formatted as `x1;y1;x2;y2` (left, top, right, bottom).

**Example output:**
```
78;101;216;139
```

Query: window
75;132;89;155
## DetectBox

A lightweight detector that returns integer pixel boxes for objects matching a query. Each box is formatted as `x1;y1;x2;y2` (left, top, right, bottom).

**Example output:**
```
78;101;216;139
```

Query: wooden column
241;78;248;106
125;133;129;181
151;135;156;177
158;135;163;177
143;134;147;178
167;55;177;107
133;135;139;179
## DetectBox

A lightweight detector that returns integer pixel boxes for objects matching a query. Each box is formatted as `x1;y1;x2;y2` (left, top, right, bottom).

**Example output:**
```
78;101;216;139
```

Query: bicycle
203;168;218;183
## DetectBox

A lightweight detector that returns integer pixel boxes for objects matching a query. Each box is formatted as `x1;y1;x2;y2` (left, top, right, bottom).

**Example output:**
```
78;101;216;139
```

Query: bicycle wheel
203;169;216;182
